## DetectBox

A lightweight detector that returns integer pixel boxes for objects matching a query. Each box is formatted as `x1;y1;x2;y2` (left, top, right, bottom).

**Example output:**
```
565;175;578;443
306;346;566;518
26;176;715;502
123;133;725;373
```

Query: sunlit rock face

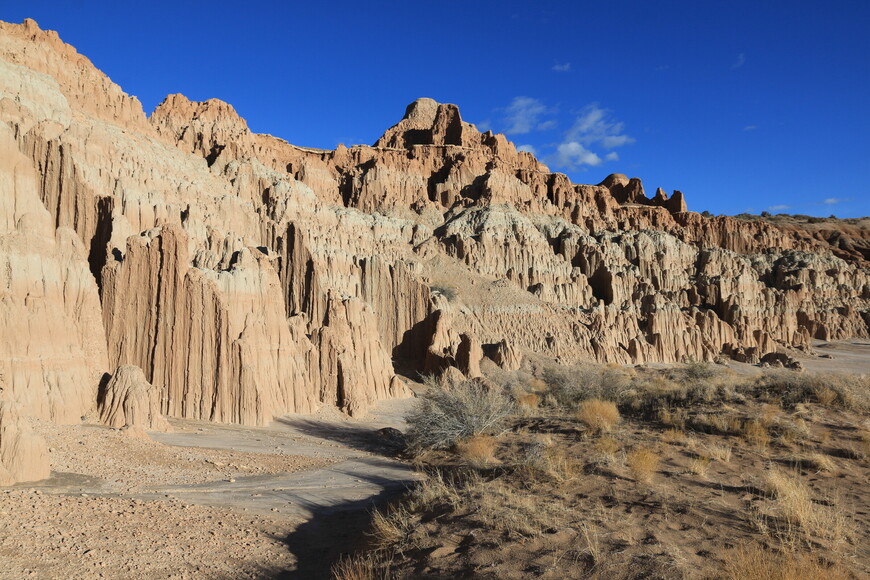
0;18;867;435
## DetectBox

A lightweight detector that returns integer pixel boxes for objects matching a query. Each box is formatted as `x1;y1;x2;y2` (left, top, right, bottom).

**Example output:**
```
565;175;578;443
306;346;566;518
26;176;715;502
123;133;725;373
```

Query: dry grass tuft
661;428;688;445
519;438;579;481
515;392;541;411
762;470;852;546
688;455;711;478
724;544;851;580
455;435;498;468
704;442;732;463
800;453;836;474
742;419;770;448
627;447;660;483
658;407;688;430
369;506;415;550
577;399;620;434
814;386;838;407
331;552;391;580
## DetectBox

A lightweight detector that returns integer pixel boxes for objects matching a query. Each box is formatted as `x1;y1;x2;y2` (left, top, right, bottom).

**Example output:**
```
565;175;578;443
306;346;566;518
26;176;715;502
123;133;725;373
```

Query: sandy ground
0;397;419;579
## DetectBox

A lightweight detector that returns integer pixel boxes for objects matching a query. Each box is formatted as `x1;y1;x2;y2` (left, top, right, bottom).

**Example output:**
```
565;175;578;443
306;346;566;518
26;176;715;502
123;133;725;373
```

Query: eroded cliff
0;19;867;454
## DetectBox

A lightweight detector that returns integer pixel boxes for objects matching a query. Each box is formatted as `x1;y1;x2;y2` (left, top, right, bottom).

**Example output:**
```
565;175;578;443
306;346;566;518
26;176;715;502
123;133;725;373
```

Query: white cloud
553;142;603;169
743;125;757;131
517;144;537;155
822;197;844;205
566;104;635;149
605;152;619;161
767;204;790;211
732;53;746;69
552;62;571;72
503;97;549;134
475;119;492;132
537;119;557;131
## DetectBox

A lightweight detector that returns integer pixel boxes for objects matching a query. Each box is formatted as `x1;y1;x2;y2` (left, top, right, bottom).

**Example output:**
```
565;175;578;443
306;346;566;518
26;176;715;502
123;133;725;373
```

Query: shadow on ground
270;486;402;579
275;417;406;455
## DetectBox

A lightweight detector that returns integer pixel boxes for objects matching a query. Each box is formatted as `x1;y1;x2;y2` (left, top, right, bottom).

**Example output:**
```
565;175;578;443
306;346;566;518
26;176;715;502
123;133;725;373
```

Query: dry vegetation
334;364;870;579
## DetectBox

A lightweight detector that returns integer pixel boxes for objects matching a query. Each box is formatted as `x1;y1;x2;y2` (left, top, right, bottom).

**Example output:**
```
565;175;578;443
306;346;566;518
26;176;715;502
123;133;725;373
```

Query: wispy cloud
502;97;554;134
475;119;492;132
732;53;746;69
767;204;790;211
822;197;844;205
552;62;571;72
517;144;537;155
743;125;757;131
566;104;635;149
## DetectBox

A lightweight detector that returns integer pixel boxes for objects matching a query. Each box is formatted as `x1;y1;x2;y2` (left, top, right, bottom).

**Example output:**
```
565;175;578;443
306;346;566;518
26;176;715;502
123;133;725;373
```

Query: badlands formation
0;18;868;486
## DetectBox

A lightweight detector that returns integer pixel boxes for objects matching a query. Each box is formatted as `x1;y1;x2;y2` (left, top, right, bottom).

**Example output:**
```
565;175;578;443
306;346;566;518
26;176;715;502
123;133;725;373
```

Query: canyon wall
0;18;867;455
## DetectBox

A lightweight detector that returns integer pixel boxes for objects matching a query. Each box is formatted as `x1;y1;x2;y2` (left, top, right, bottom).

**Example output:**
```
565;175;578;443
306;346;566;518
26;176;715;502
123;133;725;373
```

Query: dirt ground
0;398;418;579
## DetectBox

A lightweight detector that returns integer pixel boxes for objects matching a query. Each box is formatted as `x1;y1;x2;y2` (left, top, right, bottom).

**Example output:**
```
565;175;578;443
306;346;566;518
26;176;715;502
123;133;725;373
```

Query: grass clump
724;544;851;580
406;377;514;452
576;399;620;434
331;552;391;580
627;447;661;483
455;435;498;468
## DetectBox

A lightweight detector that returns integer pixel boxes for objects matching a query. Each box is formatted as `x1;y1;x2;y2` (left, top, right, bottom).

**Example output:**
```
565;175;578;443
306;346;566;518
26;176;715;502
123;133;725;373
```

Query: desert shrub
576;399;620;433
743;371;870;411
541;365;631;408
682;360;718;382
620;369;737;420
627;447;660;483
406;377;514;452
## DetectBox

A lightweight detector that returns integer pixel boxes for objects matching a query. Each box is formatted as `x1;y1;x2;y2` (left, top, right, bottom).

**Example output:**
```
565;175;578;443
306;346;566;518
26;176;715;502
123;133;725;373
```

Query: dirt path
1;398;418;579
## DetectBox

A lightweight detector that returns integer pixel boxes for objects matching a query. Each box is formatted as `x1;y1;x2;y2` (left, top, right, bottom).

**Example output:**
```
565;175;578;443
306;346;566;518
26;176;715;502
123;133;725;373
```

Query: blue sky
5;1;869;217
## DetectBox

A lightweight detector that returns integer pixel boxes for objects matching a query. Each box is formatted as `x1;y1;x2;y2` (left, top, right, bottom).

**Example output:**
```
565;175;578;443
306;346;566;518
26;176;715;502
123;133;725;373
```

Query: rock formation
0;18;867;450
98;366;171;432
0;402;50;485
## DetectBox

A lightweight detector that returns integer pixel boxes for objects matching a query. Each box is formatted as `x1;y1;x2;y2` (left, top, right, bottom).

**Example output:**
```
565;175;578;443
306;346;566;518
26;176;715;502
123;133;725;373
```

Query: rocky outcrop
456;334;483;378
485;340;523;371
0;402;50;485
98;366;171;432
0;19;867;431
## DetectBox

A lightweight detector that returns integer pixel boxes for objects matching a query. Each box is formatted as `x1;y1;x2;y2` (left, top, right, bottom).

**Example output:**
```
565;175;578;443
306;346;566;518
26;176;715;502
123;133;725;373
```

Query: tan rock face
0;121;107;424
98;366;171;432
0;402;50;485
0;18;867;431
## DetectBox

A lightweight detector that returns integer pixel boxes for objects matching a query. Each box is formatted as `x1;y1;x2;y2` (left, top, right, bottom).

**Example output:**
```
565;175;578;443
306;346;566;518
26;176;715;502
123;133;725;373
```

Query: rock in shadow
276;417;407;456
